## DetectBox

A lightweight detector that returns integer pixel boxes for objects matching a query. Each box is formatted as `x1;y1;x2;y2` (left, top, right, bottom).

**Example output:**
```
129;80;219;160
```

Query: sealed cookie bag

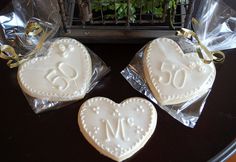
0;0;109;113
121;0;236;128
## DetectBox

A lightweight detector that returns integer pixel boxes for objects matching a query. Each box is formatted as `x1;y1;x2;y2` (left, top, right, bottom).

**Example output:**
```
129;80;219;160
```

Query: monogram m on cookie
78;97;157;161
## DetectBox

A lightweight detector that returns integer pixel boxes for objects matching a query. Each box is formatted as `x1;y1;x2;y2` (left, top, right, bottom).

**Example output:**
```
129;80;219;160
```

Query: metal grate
58;0;194;43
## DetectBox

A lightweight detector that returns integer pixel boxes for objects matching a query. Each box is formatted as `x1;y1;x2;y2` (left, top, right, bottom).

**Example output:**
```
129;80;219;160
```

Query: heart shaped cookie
143;38;216;105
17;38;92;101
78;97;157;161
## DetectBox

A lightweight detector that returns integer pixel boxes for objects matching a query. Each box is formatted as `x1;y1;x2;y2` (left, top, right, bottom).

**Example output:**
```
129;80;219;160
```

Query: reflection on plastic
0;0;61;55
122;0;236;128
121;36;212;128
194;0;236;51
22;38;110;113
0;1;110;113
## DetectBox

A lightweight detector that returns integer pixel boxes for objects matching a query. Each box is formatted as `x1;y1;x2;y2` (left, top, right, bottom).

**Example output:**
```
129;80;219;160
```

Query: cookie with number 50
17;38;92;101
143;38;216;105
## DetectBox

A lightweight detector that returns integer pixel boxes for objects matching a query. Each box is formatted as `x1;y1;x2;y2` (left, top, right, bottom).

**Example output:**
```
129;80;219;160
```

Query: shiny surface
0;0;60;56
194;0;236;51
121;36;215;128
1;0;236;161
1;43;236;162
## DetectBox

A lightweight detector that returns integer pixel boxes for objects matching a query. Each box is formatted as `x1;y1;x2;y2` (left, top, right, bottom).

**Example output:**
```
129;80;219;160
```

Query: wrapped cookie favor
17;37;109;113
0;0;110;113
121;0;236;128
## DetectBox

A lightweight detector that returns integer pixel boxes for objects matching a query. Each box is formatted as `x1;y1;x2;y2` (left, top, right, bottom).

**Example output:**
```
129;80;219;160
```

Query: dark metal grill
58;0;194;43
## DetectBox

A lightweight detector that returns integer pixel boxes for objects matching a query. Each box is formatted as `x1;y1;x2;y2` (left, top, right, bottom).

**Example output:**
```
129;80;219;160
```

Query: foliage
115;2;136;22
91;0;180;25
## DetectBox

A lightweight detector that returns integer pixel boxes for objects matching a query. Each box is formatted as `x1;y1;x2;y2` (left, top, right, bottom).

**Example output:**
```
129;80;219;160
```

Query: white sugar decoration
143;38;216;105
17;38;92;101
78;97;157;161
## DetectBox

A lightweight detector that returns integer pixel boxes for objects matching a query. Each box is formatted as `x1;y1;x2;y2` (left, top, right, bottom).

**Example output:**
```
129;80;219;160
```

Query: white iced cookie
143;38;216;105
17;38;92;101
78;97;157;161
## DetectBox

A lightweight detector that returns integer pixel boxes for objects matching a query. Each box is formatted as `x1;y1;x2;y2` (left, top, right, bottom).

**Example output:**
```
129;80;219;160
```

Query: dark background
1;1;236;162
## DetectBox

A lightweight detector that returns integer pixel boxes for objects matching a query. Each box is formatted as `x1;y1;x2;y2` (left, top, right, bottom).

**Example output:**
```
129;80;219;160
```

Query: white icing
144;38;216;105
92;106;100;114
78;97;157;162
59;44;66;52
198;66;207;73
68;44;75;51
135;125;144;135
127;117;134;127
17;38;92;101
135;106;145;112
94;126;100;134
112;109;121;117
172;68;187;89
188;62;196;69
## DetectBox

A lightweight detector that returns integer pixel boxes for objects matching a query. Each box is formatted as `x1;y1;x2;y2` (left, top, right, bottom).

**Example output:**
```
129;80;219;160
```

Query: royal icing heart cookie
78;97;157;161
17;38;92;101
143;38;216;105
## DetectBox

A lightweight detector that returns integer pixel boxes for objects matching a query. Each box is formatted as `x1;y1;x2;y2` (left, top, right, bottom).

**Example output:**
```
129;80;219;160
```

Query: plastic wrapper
0;1;110;113
121;0;236;128
0;0;60;55
193;0;236;51
21;37;110;113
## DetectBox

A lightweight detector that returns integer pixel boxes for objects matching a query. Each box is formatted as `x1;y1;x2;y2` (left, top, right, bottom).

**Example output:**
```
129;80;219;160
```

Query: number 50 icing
143;38;216;105
17;38;92;101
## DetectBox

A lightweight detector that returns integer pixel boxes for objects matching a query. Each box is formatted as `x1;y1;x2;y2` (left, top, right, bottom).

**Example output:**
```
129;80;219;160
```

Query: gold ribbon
25;21;44;36
0;45;22;68
176;28;225;64
0;21;50;68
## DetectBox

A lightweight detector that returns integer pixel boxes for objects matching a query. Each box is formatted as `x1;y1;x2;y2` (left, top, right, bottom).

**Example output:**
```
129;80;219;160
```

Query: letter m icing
104;118;127;142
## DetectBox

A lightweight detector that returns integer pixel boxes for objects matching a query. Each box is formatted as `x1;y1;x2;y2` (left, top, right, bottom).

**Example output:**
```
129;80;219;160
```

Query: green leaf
153;7;163;17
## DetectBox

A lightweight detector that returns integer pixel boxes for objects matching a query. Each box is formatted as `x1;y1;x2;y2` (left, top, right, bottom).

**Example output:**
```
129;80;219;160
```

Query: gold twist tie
0;21;51;68
177;28;225;64
0;45;22;68
25;21;44;36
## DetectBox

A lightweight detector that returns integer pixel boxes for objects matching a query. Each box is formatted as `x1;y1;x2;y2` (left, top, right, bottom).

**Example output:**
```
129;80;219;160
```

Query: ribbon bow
0;21;50;68
177;28;225;64
0;45;23;68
